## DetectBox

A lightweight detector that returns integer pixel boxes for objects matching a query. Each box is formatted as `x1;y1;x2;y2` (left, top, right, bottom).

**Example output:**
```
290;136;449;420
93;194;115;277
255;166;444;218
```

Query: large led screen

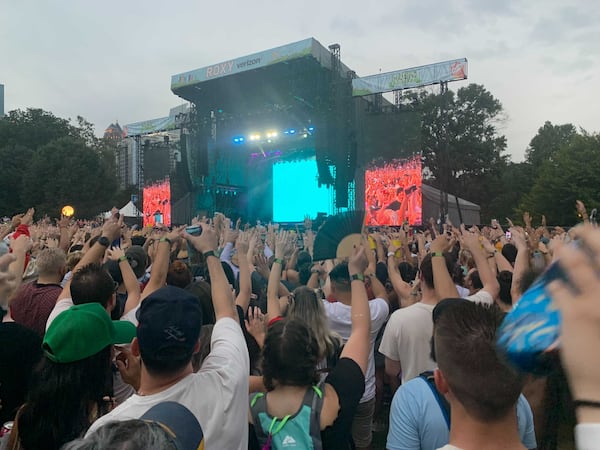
365;156;422;226
273;158;333;222
143;179;171;227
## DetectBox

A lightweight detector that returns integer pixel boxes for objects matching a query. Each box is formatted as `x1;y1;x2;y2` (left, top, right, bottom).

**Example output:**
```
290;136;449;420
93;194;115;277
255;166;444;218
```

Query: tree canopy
419;83;508;220
519;132;600;226
0;108;120;218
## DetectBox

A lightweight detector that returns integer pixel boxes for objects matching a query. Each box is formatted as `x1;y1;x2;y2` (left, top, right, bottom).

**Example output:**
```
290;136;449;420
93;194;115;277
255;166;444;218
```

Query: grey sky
1;0;598;162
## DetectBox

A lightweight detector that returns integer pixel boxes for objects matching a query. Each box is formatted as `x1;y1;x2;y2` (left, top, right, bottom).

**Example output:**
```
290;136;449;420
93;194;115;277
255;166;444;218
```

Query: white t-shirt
46;297;74;330
322;297;389;402
46;298;140;329
437;446;463;450
465;289;494;305
86;317;250;450
378;302;436;384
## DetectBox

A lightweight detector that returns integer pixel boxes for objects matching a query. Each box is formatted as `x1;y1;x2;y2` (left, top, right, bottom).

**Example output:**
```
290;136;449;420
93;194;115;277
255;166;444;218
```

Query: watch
98;236;110;247
350;273;365;282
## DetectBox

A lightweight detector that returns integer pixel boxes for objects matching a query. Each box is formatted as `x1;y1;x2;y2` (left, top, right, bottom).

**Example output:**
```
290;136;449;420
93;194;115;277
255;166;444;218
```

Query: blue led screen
272;158;332;222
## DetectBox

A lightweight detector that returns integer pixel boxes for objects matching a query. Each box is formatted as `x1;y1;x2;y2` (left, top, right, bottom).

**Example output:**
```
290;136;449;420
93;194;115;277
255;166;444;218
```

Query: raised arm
266;232;287;322
386;250;417;308
548;225;600;430
460;227;500;299
184;223;237;321
106;246;141;315
365;236;388;302
141;226;184;301
340;245;371;375
509;227;530;303
235;231;252;312
5;235;31;301
480;235;513;273
430;235;459;300
58;220;121;301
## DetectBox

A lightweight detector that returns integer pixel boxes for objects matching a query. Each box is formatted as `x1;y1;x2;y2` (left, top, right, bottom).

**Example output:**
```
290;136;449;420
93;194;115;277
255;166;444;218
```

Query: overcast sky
1;0;598;162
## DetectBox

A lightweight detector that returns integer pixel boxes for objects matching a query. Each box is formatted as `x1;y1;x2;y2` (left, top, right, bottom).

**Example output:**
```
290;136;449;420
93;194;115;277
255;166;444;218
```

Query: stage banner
171;38;315;89
123;116;176;137
352;58;468;97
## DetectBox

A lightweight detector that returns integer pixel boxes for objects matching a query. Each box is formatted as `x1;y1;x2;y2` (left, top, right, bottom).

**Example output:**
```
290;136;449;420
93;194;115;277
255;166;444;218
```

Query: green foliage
525;121;577;168
20;137;118;218
419;84;508;221
519;133;600;226
0;108;120;218
486;162;535;223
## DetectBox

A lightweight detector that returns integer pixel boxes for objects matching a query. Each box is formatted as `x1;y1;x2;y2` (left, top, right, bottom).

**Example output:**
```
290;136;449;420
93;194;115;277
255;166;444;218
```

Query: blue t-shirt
386;376;537;450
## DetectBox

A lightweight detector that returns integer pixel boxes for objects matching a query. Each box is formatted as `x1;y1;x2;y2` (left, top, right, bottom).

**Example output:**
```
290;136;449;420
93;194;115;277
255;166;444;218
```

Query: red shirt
10;280;62;337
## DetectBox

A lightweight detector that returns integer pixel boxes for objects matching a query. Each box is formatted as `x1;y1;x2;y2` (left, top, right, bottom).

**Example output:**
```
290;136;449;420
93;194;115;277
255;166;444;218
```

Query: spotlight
307;126;315;132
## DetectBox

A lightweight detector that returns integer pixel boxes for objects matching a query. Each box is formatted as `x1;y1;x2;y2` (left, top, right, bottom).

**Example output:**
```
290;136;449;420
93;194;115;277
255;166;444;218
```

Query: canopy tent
102;201;142;220
421;184;481;226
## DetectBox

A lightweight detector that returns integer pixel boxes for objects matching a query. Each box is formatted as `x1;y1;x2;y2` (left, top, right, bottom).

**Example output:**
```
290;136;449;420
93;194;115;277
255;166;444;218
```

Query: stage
127;38;470;226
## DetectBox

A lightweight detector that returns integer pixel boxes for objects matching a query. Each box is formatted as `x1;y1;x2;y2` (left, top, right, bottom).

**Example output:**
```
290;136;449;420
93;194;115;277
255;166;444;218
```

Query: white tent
101;201;142;219
119;201;142;218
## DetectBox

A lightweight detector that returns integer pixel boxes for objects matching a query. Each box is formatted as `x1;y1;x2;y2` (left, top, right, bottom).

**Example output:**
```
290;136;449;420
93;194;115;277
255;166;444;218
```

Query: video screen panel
273;157;333;222
143;179;171;227
365;156;422;226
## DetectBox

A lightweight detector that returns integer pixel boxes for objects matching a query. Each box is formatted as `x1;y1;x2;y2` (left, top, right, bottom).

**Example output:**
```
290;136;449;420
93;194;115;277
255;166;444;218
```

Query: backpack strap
305;383;325;450
250;393;269;445
419;371;451;429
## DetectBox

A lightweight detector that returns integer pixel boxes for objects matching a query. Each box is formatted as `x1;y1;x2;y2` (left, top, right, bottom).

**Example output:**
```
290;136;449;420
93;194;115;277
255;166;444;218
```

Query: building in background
113;105;187;190
103;122;123;142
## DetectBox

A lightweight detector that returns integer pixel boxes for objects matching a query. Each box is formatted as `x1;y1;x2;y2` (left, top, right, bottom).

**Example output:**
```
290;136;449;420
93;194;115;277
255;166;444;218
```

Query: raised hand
106;246;126;261
183;223;217;254
244;306;266;348
348;244;368;276
236;230;250;255
10;234;33;254
274;231;288;260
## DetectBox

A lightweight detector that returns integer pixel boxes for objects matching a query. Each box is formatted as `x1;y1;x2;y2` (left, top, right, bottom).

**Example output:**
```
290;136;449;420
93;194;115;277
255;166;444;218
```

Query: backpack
250;385;324;450
419;371;451;428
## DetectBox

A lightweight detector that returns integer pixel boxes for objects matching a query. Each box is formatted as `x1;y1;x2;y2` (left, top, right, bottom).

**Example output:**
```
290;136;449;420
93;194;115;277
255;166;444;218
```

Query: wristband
387;251;396;257
350;273;365;282
431;252;444;258
203;250;217;259
159;237;172;245
274;258;284;265
118;255;128;262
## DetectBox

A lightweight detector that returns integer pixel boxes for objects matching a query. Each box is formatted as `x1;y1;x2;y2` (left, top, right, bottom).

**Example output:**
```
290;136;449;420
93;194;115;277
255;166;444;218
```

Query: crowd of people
0;203;599;450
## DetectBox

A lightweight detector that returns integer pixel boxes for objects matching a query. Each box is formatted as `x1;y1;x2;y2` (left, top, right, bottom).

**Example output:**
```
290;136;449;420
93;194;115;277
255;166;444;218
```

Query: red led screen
143;179;171;227
365;157;422;226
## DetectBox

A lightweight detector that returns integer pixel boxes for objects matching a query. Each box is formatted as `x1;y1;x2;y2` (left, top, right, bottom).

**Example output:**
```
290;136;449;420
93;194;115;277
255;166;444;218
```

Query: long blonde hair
286;286;342;361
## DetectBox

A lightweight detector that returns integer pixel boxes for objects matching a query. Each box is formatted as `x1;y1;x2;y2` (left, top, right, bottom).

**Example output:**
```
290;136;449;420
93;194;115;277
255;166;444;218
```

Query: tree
525;121;577;168
519;133;600;226
0;108;124;217
20;137;118;218
419;84;508;220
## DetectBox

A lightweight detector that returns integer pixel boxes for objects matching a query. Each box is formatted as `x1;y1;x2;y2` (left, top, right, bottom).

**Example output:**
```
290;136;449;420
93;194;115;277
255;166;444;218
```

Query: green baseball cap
43;303;137;363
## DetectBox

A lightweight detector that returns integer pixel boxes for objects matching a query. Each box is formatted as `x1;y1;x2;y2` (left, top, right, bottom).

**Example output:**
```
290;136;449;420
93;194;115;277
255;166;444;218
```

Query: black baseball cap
137;286;203;362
